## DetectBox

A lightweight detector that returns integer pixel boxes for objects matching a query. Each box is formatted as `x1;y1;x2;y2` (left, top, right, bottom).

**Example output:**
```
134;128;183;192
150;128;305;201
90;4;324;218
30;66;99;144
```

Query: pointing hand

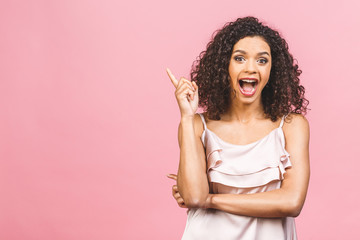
166;68;199;118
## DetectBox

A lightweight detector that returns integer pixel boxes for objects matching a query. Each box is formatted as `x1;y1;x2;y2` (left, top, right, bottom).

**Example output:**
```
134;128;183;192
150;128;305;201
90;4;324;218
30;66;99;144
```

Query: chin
237;94;263;105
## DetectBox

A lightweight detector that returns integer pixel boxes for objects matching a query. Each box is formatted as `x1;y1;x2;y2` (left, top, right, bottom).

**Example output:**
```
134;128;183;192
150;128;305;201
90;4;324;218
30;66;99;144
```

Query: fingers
171;184;187;208
172;185;180;199
167;68;196;91
191;81;198;99
168;174;184;206
192;81;198;91
166;68;178;88
181;78;196;101
167;174;177;180
167;68;197;102
177;82;195;100
180;78;195;91
179;203;187;208
177;78;195;94
176;79;196;101
176;197;185;207
172;184;178;196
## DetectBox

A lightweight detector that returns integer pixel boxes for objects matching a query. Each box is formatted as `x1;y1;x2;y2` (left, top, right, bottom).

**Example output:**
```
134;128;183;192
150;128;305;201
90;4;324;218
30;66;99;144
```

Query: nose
244;59;257;74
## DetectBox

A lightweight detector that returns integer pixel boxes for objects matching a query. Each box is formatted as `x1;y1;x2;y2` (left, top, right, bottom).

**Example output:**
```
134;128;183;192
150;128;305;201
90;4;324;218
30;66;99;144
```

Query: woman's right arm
177;114;208;208
166;68;209;208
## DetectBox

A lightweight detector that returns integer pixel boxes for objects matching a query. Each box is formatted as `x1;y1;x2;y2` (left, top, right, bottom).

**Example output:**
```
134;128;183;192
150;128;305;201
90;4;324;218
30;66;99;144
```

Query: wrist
204;194;214;209
180;115;195;123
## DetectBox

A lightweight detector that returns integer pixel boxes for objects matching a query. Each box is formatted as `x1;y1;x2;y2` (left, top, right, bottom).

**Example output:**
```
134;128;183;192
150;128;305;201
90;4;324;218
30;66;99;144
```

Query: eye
234;56;245;62
258;58;268;64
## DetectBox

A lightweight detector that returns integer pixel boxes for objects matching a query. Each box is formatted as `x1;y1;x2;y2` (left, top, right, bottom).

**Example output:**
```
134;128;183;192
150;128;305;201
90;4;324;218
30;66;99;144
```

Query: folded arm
205;114;310;218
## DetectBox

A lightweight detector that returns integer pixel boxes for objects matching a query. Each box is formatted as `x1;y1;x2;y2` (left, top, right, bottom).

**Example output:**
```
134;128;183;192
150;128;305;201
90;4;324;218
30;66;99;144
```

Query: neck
225;97;265;123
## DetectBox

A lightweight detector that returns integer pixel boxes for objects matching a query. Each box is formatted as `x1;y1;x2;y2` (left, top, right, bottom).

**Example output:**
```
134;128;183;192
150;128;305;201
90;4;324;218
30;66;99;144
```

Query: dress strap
279;113;289;128
198;113;207;130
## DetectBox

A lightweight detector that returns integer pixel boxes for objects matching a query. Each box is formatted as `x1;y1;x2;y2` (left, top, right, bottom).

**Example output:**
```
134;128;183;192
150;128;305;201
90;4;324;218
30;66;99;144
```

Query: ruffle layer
202;128;292;189
202;129;223;172
279;151;291;180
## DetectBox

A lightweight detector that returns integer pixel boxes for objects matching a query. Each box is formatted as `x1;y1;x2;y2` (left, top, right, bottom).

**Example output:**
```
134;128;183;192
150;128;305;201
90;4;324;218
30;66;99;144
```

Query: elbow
284;198;304;218
178;183;209;209
183;195;208;209
184;199;203;209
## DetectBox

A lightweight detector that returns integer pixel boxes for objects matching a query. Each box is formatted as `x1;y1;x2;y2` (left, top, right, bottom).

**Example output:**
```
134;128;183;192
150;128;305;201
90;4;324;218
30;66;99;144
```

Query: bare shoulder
283;113;310;141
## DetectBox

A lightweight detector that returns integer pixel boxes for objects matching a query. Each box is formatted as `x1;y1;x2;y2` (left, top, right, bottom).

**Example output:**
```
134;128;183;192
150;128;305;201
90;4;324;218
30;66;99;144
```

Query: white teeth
240;79;256;83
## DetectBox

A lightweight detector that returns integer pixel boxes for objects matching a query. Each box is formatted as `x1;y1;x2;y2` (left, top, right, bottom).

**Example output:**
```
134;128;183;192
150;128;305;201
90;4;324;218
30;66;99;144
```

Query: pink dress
181;113;297;240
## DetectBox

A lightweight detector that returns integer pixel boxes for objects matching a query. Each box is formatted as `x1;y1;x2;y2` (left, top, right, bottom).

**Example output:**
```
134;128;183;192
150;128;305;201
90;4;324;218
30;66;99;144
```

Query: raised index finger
166;68;178;88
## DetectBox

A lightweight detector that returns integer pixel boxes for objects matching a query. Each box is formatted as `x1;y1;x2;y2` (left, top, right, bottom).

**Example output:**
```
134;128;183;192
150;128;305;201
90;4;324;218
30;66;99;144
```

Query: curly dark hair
190;16;309;121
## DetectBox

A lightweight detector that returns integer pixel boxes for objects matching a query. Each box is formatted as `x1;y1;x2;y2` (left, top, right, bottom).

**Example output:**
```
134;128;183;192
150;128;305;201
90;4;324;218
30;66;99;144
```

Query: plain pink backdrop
1;0;360;239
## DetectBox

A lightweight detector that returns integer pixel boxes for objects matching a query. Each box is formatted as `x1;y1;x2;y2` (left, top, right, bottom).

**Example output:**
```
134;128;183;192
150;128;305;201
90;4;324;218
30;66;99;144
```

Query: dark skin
166;36;310;217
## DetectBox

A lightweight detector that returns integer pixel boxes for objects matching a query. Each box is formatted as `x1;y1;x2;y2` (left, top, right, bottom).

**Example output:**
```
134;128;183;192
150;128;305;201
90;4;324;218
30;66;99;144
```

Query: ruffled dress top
181;113;297;240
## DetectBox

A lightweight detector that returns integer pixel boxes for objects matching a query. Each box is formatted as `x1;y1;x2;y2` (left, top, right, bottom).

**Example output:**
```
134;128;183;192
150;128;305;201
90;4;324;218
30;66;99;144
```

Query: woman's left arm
206;114;310;218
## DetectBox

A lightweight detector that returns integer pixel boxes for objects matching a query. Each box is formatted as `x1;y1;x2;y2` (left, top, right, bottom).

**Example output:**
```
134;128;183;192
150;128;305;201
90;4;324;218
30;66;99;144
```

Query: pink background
1;0;359;239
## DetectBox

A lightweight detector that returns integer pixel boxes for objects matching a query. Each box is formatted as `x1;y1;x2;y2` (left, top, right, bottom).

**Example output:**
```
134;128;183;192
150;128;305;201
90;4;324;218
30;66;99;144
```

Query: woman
166;16;310;239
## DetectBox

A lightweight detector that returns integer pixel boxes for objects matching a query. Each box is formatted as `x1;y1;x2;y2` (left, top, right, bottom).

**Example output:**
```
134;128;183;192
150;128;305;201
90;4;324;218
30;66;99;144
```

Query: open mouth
238;78;258;97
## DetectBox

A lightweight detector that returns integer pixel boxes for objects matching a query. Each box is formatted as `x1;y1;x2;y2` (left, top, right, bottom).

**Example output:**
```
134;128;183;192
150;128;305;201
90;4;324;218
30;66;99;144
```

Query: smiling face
228;36;272;105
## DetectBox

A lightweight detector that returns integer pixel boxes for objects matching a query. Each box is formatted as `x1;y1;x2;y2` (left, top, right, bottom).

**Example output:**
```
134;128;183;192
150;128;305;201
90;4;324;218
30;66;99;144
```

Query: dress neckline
202;126;282;147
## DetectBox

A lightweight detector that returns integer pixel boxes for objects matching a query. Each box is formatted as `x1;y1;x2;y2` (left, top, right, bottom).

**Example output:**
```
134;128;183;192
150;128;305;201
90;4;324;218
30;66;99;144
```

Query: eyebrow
232;49;270;56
